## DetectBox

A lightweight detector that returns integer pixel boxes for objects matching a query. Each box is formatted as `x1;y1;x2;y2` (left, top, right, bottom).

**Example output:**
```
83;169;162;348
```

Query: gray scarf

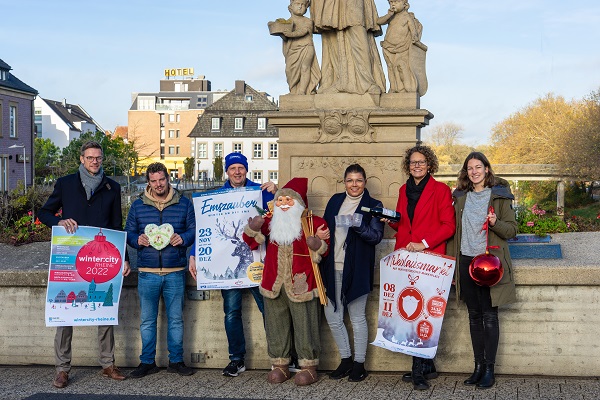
79;163;104;200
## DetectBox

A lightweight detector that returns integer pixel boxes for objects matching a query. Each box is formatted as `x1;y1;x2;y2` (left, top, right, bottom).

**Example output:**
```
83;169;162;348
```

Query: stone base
264;94;432;220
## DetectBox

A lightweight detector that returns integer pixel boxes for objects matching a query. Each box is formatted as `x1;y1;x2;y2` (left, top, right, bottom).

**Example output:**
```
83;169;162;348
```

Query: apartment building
128;69;227;178
188;80;279;183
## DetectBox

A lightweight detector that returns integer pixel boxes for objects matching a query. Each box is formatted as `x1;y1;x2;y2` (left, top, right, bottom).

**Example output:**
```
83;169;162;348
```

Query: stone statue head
289;0;310;16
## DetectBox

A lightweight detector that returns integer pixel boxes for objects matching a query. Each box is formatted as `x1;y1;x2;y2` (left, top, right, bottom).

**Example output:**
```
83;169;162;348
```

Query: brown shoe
267;364;291;384
53;371;68;388
294;366;318;386
102;365;126;381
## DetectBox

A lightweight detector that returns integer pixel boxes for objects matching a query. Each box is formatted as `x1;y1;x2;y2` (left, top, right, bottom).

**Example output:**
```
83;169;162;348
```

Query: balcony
156;103;189;112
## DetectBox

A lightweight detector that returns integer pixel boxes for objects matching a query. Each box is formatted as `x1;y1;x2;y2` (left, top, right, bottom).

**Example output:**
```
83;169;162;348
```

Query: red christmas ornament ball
76;231;122;283
469;253;503;287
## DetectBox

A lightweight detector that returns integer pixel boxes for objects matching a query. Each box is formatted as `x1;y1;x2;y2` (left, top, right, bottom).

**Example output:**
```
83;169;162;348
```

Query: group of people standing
38;140;516;391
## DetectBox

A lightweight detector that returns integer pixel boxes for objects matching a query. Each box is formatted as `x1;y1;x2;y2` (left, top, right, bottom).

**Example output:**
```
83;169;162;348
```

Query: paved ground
1;365;599;400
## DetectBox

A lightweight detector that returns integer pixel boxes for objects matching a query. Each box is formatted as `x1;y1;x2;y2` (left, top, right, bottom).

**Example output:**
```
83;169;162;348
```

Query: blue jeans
222;286;264;360
138;270;186;364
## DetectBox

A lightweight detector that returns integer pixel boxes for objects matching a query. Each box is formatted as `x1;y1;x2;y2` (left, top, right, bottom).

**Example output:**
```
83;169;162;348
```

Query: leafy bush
0;183;53;245
516;204;576;236
4;211;51;245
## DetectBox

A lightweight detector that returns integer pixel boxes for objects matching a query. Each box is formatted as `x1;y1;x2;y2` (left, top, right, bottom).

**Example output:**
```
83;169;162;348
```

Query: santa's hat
276;177;308;208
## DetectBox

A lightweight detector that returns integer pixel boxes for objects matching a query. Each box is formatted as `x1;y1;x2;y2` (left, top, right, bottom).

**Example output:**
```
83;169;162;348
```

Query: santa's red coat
243;215;329;302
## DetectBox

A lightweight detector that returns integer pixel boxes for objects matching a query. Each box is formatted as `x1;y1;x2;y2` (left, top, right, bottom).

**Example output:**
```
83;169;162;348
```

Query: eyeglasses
84;156;103;162
409;160;427;167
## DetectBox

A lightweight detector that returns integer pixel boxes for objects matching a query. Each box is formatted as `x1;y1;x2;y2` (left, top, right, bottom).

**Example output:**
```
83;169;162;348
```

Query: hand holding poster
192;186;264;290
371;248;455;359
45;226;127;327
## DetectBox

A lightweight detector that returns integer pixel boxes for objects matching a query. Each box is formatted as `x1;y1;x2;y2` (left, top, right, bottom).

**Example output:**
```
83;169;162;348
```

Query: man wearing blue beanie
224;152;249;174
189;151;277;377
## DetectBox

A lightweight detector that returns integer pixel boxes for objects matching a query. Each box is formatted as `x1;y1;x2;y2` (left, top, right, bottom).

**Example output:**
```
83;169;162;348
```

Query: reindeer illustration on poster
192;186;264;289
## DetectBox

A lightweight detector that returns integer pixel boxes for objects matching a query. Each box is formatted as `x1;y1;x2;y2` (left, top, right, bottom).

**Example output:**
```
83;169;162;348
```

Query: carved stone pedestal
265;92;433;216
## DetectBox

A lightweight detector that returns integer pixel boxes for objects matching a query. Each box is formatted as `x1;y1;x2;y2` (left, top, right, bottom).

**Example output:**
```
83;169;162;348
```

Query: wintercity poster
371;248;455;359
45;226;126;327
192;186;264;290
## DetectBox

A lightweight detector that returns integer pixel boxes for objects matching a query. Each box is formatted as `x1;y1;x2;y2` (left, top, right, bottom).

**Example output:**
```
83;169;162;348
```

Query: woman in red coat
388;145;455;390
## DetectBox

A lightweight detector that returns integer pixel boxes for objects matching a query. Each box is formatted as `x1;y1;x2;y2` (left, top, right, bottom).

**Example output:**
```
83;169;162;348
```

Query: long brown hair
456;152;496;191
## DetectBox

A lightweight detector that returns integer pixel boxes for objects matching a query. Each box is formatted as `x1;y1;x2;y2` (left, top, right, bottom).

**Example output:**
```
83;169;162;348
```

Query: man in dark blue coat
125;162;195;378
38;141;129;388
188;152;278;377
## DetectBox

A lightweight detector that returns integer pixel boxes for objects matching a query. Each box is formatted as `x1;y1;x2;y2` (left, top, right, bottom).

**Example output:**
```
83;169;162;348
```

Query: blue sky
2;0;600;144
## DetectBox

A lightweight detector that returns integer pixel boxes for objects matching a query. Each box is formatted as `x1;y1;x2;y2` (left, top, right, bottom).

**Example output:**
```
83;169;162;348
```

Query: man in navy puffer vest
125;162;195;378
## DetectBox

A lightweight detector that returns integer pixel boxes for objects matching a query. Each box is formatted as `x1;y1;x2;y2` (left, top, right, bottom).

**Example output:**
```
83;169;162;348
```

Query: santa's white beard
269;203;305;245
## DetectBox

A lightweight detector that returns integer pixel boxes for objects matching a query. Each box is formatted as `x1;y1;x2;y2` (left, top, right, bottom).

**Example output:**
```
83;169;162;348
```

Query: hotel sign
164;68;195;78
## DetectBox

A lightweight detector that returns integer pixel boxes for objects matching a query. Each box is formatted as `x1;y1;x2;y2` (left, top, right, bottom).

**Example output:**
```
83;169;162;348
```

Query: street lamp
9;144;26;193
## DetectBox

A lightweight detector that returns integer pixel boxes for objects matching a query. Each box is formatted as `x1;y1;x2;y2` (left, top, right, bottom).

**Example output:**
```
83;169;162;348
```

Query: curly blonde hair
402;145;439;176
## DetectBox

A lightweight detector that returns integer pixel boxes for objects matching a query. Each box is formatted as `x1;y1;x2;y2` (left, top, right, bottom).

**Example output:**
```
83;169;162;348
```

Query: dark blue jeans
222;286;264;360
138;270;186;364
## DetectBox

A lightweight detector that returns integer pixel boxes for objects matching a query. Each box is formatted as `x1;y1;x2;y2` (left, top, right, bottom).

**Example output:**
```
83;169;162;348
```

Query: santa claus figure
243;177;329;385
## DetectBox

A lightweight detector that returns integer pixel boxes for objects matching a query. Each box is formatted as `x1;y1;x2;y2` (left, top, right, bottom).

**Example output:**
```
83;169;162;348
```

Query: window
176;130;180;138
176;114;181;123
160;114;165;126
9;105;17;138
176;146;180;155
137;96;155;110
269;142;278;159
0;156;8;192
233;143;242;153
245;95;253;102
160;129;165;140
253;143;262;158
257;117;266;131
198;143;208;158
235;117;243;131
160;145;165;159
169;114;175;123
211;117;220;130
35;123;42;137
252;171;262;183
34;108;42;121
175;82;188;92
169;146;175;155
269;171;278;181
197;95;208;107
169;129;175;138
214;143;223;158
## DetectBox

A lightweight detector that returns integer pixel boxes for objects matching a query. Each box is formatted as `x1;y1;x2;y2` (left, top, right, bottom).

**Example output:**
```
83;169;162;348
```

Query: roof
0;58;38;95
113;126;129;140
189;82;278;138
42;98;103;133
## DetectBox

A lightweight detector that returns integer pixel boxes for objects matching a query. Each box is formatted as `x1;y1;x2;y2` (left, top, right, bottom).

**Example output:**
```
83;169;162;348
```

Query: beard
269;202;305;245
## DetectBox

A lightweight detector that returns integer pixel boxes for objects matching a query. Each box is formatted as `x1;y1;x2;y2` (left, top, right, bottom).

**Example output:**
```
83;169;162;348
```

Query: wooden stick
301;210;327;306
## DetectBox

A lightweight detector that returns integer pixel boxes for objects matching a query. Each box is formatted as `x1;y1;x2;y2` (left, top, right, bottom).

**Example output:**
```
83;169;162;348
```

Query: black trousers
459;254;500;364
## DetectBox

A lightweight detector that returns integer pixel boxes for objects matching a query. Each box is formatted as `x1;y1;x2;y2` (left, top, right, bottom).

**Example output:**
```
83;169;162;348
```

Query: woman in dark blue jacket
320;164;384;382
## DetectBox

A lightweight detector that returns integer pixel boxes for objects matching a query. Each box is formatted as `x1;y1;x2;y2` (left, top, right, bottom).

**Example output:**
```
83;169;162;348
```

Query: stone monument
267;0;431;216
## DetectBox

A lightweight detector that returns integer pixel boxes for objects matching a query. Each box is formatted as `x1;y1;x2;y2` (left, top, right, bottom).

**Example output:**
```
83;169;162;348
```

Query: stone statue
269;0;321;95
378;0;428;95
310;0;386;95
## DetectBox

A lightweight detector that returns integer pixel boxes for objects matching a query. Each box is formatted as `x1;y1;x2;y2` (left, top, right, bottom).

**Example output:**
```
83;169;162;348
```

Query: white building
34;98;103;149
188;81;279;183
